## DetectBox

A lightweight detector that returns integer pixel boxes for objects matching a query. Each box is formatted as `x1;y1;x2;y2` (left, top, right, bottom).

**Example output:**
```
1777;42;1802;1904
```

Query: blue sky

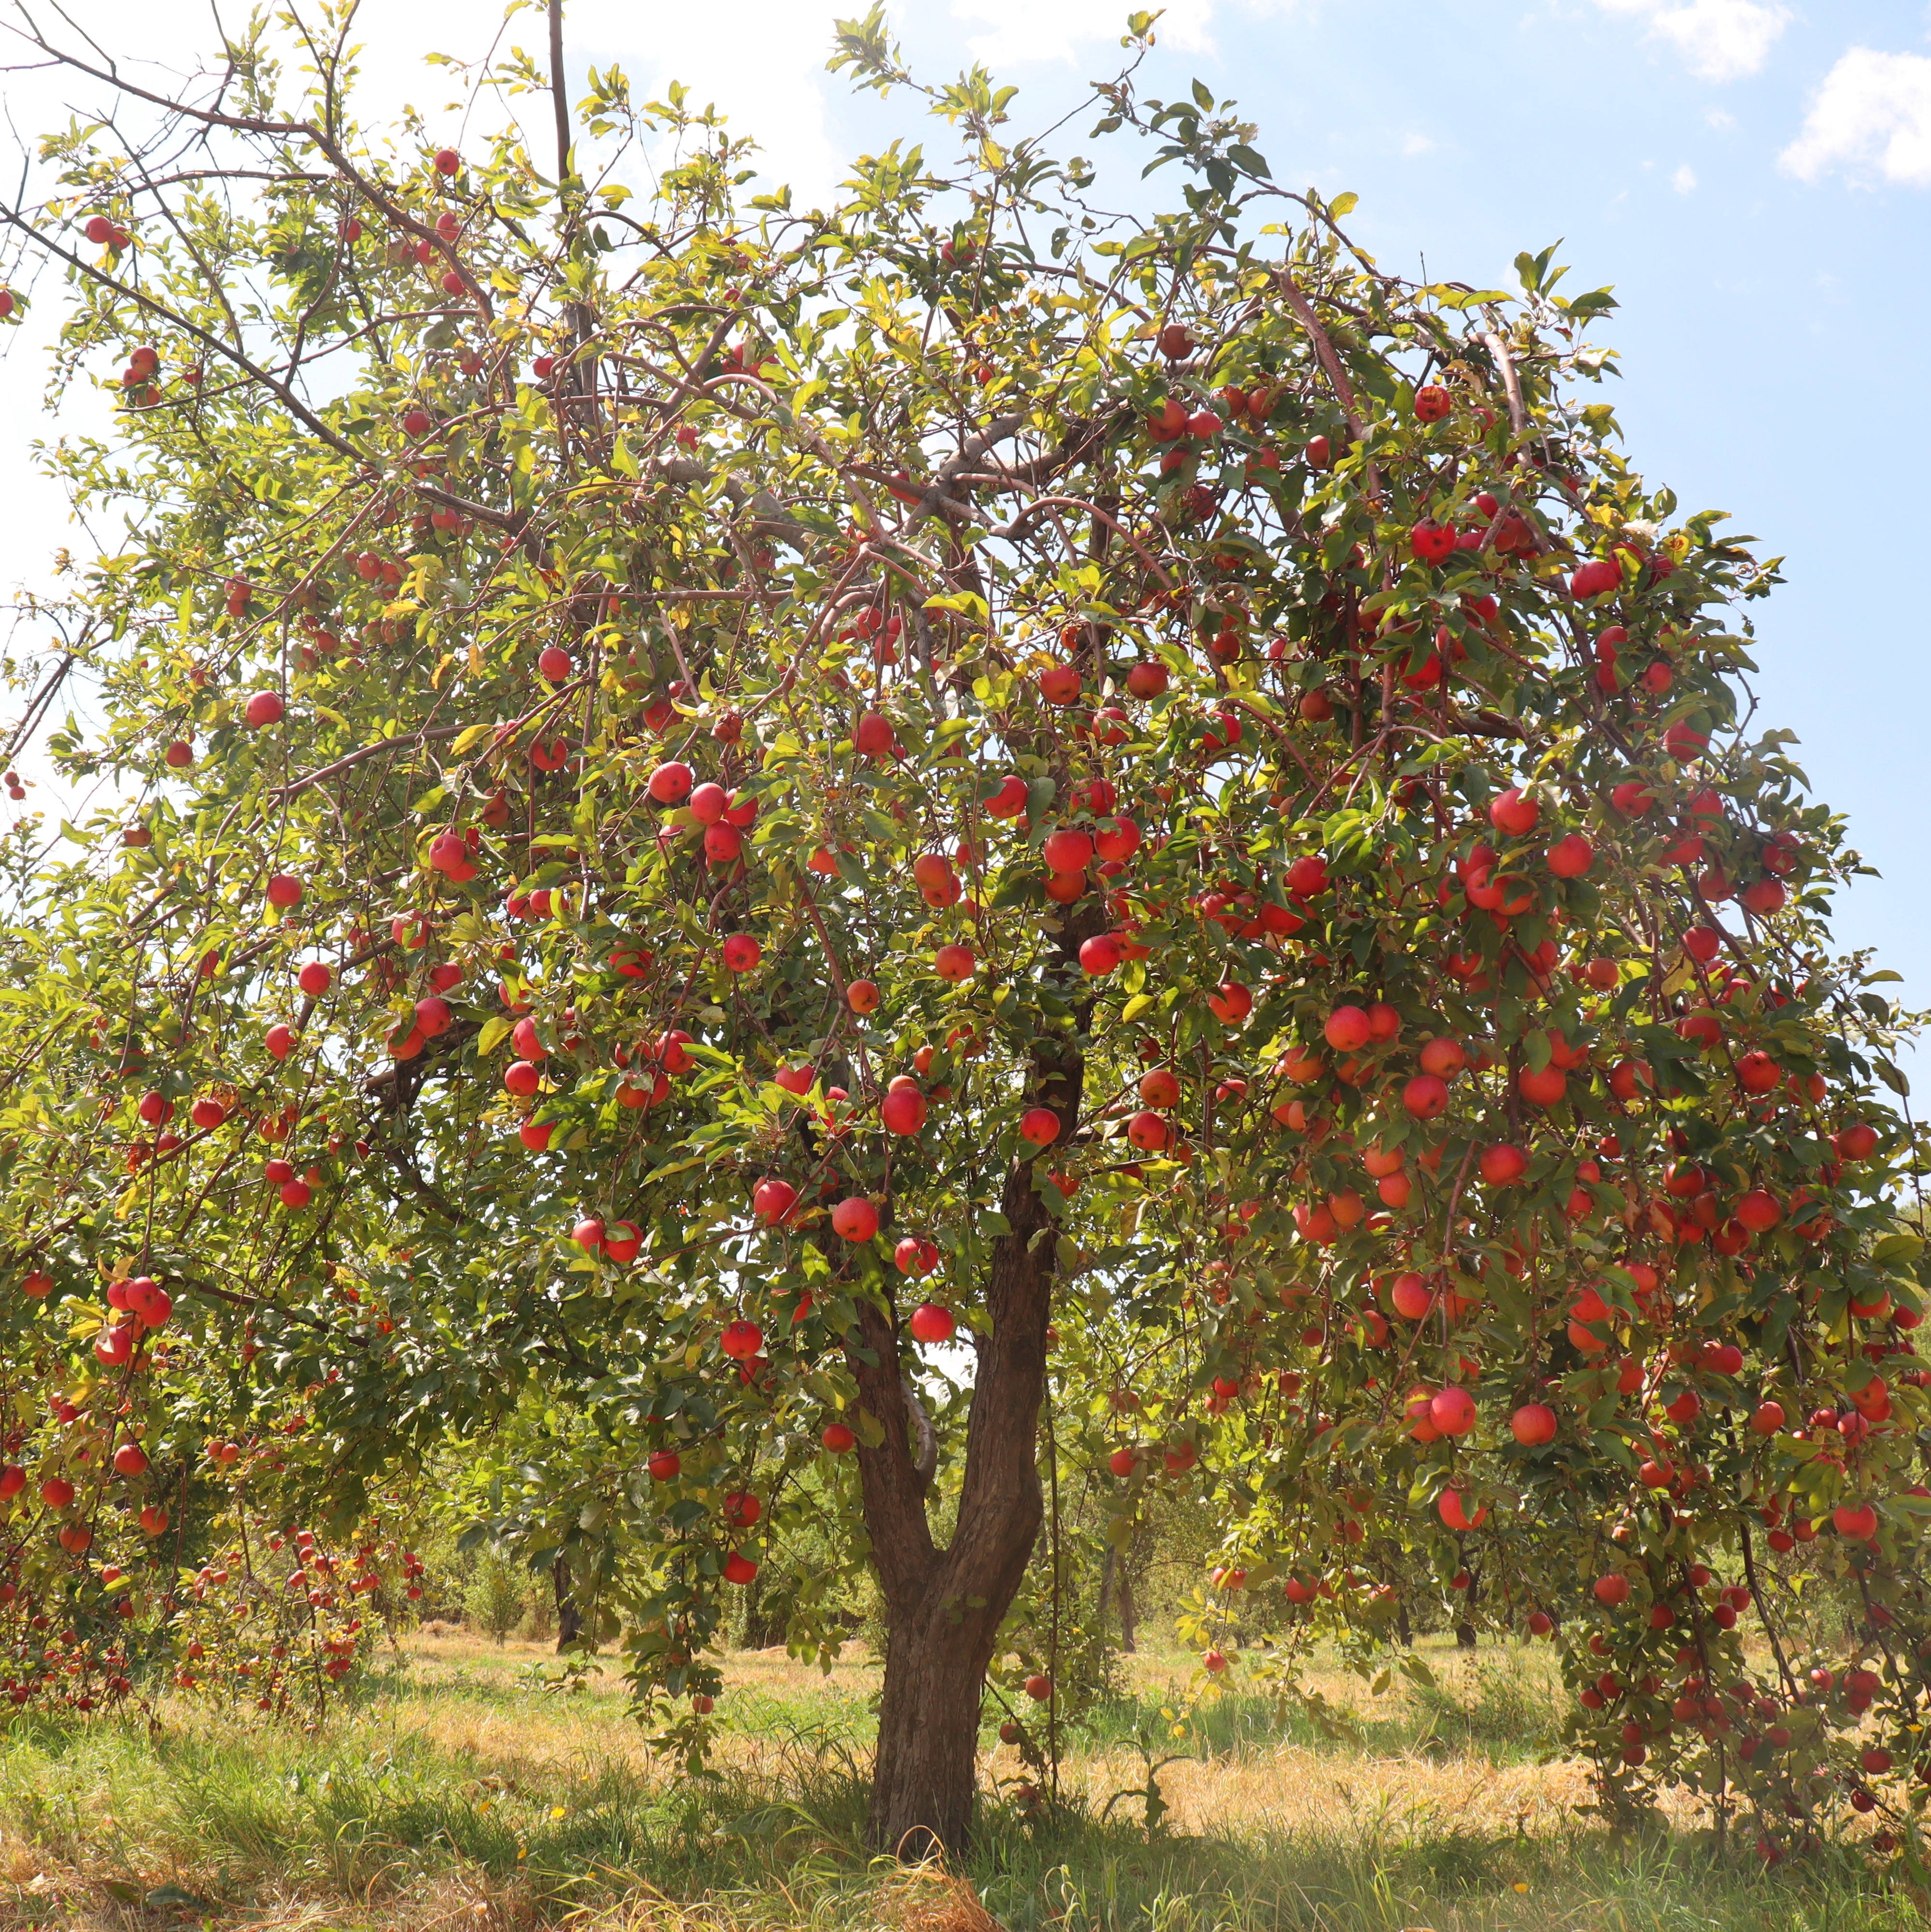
3;0;1928;1061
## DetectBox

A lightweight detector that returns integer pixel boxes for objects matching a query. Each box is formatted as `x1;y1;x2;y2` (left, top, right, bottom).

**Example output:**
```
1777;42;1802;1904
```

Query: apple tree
0;0;1927;1861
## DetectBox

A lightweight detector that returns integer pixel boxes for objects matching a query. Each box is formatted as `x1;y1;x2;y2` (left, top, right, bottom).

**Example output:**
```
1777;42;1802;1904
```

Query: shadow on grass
0;1695;1914;1931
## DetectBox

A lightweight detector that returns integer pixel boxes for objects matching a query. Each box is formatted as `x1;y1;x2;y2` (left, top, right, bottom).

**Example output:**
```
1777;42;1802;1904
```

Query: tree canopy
0;0;1926;1863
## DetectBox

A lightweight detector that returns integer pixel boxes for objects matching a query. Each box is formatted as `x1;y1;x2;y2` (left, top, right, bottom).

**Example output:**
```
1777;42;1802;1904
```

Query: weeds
0;1636;1914;1931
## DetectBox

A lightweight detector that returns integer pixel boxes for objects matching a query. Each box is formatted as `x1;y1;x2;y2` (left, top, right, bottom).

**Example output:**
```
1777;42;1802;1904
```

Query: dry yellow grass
0;1631;1875;1932
392;1631;1692;1846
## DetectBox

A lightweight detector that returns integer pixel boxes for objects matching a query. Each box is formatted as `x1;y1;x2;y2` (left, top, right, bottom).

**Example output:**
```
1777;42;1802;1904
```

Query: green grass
0;1638;1916;1931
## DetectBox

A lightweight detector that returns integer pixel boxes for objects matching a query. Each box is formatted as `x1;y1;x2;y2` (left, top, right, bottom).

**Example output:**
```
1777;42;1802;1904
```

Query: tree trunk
1456;1562;1480;1649
844;927;1096;1856
553;1554;582;1652
1118;1566;1137;1653
869;1581;1008;1858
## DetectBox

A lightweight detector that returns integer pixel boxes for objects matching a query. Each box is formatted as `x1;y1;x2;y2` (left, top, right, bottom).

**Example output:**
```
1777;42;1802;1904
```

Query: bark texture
553;1555;583;1652
846;940;1093;1856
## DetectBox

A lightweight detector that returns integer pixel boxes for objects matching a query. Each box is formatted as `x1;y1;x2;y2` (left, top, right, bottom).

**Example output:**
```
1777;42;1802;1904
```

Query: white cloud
952;0;1312;66
1593;0;1790;82
956;0;1212;61
1706;106;1736;129
0;0;849;205
0;0;853;622
1672;163;1697;190
1781;47;1931;186
1401;132;1434;156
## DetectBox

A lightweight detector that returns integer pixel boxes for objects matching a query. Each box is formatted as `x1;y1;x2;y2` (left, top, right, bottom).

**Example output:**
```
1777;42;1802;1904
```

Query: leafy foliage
0;0;1926;1863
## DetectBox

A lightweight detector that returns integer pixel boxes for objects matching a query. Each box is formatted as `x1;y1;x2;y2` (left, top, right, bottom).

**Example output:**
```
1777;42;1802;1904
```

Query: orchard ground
0;1630;1912;1932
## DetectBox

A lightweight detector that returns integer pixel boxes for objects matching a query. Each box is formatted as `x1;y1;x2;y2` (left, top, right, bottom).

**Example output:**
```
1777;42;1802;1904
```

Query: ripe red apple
753;1178;797;1225
1387;1273;1433;1320
1518;1064;1566;1107
1019;1107;1061;1146
847;979;881;1012
647;761;693;803
822;1422;855;1453
1402;1073;1448;1121
538;645;573;682
1478;1143;1527;1186
1042;828;1093;874
244;691;284;729
722;934;762;972
1079;934;1123;976
880;1087;928;1136
1546;834;1593;878
1834;1503;1878;1541
720;1319;764;1360
1139;1068;1181;1108
1207;981;1252;1023
1511;1403;1558;1447
1037;664;1081;705
895;1236;939;1277
298;962;332;996
433;146;461;175
933;944;976;983
908;1302;956;1344
1592;1574;1631;1605
1489;787;1539;837
832;1197;879;1242
1430;1387;1476;1435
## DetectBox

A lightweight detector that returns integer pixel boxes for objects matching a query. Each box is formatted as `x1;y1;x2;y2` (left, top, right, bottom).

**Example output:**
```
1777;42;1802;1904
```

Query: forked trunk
845;969;1093;1855
870;1608;1000;1858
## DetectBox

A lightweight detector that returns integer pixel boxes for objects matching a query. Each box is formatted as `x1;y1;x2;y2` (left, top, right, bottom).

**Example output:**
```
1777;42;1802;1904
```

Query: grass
0;1631;1916;1932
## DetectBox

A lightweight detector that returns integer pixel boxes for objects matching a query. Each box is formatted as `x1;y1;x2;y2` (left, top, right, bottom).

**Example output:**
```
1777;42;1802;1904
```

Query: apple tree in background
0;0;1928;1863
